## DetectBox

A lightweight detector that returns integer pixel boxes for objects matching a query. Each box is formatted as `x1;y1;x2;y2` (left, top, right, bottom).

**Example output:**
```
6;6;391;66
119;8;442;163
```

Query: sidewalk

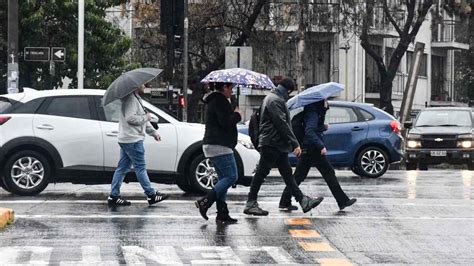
0;208;14;229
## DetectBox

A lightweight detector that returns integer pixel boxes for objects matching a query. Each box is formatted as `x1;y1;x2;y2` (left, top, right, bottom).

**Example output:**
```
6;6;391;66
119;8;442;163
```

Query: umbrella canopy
286;82;344;111
102;67;163;106
201;68;275;89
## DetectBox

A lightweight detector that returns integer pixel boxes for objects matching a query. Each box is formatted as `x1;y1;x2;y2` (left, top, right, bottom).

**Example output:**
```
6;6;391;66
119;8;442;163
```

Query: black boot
195;189;216;220
216;200;238;224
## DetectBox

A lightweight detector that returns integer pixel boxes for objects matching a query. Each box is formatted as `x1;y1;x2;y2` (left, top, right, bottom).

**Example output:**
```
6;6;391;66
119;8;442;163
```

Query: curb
0;208;14;229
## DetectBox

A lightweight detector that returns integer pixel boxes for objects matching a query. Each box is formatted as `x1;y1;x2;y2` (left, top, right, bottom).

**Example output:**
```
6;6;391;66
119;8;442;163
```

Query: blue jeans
110;141;156;197
209;154;238;201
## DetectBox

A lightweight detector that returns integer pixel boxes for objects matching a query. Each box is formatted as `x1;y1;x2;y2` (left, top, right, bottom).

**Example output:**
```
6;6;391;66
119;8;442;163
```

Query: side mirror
404;121;413;129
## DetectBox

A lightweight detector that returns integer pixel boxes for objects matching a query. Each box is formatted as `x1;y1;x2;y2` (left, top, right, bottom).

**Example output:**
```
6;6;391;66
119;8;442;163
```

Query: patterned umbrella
201;68;275;89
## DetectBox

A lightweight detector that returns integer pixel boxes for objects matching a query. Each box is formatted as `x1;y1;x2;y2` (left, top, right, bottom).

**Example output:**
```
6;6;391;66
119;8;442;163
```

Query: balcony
368;7;405;38
432;20;469;50
259;1;340;33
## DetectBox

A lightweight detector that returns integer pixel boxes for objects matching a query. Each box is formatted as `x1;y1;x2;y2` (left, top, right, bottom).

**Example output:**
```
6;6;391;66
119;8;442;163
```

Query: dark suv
404;107;473;170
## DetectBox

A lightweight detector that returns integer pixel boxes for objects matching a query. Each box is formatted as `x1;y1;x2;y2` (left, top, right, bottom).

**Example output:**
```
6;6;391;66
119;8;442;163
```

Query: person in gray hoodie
108;84;169;206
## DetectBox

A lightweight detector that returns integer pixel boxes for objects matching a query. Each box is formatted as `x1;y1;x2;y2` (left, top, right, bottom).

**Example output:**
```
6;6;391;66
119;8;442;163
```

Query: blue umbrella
287;82;344;111
201;68;275;89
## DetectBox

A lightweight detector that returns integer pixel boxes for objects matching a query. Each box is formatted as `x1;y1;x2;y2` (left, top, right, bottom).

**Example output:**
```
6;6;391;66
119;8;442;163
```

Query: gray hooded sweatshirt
118;92;158;143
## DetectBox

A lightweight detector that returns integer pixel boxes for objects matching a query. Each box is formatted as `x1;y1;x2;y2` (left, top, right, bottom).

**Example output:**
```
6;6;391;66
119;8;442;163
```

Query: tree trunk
379;74;394;115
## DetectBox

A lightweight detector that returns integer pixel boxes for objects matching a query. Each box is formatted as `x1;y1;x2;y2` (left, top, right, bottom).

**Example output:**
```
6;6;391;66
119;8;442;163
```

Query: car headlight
407;140;421;148
407;134;421;139
459;140;472;148
238;137;255;149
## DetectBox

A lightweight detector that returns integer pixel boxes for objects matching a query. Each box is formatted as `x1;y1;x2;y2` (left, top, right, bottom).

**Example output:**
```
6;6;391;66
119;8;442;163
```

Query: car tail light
390;121;400;134
0;116;11;125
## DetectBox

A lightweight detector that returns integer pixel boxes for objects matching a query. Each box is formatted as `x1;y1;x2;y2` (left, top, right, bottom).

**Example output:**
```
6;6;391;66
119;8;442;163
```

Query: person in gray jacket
108;84;169;206
243;78;324;216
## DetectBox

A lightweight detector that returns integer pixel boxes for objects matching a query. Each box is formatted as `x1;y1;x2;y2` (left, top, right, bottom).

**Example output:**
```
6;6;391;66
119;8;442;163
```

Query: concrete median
0;208;14;229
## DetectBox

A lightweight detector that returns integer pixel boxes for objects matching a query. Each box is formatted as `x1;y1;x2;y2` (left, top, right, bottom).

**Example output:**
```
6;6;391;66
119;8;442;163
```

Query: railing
368;6;405;36
432;19;469;44
431;78;453;102
364;72;406;95
261;1;340;32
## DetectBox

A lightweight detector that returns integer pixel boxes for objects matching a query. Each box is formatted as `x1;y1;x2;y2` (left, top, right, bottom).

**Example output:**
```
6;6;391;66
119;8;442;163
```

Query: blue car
238;101;403;178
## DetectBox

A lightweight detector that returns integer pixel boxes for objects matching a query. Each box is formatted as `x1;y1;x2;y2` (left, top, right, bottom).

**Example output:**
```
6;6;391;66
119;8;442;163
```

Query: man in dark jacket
279;100;356;210
243;78;324;216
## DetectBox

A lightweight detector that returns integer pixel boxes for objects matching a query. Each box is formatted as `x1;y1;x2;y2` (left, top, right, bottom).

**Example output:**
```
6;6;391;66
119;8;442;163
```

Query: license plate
430;150;446;157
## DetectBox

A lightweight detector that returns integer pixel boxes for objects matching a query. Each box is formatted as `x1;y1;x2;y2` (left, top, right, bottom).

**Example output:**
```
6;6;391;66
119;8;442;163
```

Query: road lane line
289;229;321;238
285;218;311;225
13;214;474;220
317;258;353;266
298;241;335;252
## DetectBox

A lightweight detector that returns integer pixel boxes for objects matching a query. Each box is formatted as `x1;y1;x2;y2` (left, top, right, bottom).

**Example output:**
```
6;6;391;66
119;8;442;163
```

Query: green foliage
0;0;133;91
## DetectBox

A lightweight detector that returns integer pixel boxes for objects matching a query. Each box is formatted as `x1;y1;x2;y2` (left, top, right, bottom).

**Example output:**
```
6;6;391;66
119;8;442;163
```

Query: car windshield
415;110;472;127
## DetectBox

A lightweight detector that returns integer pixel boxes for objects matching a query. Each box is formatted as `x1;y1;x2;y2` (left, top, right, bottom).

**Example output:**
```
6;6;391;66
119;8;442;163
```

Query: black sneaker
338;198;357;210
147;192;169;205
108;196;131;206
299;196;324;213
278;204;299;211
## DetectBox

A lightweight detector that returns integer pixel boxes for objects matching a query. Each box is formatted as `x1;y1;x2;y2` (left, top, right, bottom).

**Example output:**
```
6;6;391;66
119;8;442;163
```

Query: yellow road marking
285;218;311;225
289;229;321;238
317;258;353;266
299;241;334;252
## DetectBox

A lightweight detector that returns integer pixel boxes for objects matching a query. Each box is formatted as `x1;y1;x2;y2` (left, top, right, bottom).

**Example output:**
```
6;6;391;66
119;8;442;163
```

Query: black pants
248;146;303;202
279;148;349;206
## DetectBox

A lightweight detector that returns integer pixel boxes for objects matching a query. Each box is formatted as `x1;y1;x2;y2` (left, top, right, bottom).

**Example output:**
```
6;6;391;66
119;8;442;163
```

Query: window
102;99;168;123
45;97;91;119
0;98;14;114
12;98;45;114
326;106;358;124
359;108;375;121
406;51;427;77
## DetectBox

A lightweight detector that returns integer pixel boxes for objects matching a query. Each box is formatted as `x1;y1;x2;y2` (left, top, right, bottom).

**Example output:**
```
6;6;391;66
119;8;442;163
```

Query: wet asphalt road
0;169;473;265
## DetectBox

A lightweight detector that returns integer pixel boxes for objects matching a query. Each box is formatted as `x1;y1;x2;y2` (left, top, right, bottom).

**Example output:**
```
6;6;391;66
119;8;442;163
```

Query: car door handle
351;127;364;131
106;131;119;137
36;124;54;130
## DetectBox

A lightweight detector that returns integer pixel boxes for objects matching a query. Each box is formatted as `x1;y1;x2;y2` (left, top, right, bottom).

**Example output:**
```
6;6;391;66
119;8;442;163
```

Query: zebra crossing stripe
289;229;321;238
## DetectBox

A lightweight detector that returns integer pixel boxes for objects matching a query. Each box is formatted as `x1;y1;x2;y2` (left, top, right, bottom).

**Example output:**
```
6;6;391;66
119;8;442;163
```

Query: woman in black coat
195;82;242;223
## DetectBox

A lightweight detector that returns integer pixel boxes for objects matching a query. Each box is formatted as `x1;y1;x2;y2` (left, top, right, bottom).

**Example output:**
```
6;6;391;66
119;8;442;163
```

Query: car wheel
418;163;428;171
176;177;193;193
356;147;388;178
3;150;51;196
351;166;363;176
405;162;417;171
0;177;11;192
188;154;217;194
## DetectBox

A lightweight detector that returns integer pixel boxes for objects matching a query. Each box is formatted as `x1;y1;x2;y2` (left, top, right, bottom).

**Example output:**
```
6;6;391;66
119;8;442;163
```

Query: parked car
0;89;259;196
404;107;473;170
238;101;403;178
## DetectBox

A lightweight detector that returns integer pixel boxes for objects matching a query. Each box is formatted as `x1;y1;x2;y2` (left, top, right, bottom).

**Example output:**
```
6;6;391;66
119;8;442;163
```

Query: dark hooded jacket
301;101;328;150
202;91;242;148
258;85;299;153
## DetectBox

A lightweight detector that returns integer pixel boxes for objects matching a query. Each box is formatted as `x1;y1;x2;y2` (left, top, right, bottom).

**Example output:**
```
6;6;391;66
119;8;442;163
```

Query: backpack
248;105;262;151
291;110;305;144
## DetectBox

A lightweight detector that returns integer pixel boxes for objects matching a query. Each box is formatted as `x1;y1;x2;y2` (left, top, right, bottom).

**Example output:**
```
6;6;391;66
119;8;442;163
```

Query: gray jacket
118;92;158;143
258;85;299;153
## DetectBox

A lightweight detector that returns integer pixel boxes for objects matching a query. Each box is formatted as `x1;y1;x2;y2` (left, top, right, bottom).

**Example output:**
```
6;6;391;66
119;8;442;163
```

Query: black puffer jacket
202;91;242;148
258;85;299;153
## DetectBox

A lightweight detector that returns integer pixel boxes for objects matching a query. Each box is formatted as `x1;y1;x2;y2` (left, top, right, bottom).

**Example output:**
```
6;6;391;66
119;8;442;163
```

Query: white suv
0;89;259;196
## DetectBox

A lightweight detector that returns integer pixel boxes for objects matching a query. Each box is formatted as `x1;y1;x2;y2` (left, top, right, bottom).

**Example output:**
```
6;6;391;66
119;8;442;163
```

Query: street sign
51;47;66;61
24;47;50;61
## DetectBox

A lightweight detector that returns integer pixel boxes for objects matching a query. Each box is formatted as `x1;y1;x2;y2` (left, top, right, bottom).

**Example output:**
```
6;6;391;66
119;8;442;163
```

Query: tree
0;0;133;93
356;0;434;115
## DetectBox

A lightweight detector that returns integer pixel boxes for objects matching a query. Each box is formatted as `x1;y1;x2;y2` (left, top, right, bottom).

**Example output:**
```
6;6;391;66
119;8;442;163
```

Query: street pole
182;0;188;122
7;0;19;94
78;0;84;89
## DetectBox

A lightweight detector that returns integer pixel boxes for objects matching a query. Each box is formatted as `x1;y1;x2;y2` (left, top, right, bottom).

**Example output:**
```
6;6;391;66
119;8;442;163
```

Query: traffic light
161;0;184;82
179;94;185;108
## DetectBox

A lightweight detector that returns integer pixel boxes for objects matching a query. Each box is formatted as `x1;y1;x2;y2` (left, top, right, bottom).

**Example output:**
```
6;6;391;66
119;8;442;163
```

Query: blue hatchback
238;101;403;178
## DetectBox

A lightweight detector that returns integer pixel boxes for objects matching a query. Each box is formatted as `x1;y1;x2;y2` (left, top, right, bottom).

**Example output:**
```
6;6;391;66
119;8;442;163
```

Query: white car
0;89;259;196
